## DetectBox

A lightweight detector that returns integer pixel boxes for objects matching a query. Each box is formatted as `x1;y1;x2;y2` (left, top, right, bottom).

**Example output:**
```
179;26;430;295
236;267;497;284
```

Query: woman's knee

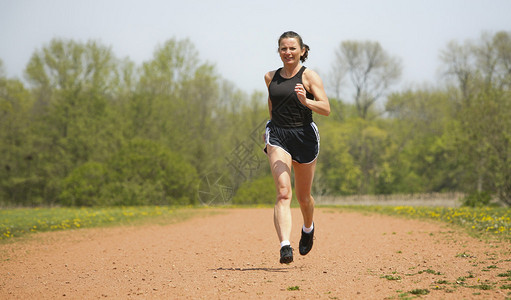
296;193;314;206
276;185;292;203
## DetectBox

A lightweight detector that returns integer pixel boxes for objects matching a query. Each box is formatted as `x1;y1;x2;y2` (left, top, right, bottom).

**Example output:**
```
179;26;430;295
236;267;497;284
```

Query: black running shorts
264;121;320;164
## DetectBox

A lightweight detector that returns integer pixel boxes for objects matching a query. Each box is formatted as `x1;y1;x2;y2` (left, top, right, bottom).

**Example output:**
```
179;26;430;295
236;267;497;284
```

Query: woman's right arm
267;96;272;119
264;71;275;118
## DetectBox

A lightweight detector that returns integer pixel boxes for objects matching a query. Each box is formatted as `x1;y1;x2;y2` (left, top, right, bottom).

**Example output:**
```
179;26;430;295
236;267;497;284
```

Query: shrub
232;175;275;205
461;191;492;207
105;138;198;205
59;162;108;206
59;139;198;206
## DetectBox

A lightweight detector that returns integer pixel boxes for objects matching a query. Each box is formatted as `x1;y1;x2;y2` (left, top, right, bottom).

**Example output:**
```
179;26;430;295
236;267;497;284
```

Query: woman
264;31;330;264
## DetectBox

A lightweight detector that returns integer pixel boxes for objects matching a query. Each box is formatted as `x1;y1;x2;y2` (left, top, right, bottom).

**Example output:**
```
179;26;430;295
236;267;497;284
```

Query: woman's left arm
295;70;330;116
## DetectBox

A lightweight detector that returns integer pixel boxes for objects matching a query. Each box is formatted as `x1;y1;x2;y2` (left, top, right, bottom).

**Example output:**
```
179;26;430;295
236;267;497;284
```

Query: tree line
1;31;510;207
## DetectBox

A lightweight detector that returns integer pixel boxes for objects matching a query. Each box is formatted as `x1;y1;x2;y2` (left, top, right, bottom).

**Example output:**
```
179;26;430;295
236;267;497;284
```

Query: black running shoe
279;245;293;264
299;226;314;256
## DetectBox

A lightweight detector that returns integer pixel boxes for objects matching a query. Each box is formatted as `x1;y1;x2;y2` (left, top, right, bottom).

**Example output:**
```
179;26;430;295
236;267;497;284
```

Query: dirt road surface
1;208;510;299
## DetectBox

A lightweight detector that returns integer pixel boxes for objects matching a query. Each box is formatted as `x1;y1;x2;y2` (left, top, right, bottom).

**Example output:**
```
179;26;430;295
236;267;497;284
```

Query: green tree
318;119;361;195
330;40;402;119
440;31;511;204
0;60;38;205
349;118;392;194
133;38;226;174
131;38;199;141
24;38;122;203
385;88;459;193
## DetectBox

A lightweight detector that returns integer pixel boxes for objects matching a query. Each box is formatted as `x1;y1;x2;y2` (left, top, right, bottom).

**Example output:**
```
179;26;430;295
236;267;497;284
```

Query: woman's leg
293;159;316;255
293;159;316;228
266;145;293;244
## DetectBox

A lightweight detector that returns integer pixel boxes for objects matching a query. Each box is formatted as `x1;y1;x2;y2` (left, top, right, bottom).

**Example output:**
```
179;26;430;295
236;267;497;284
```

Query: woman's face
279;37;304;66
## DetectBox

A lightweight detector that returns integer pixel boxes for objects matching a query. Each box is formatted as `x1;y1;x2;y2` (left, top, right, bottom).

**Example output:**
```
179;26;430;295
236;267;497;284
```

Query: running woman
264;31;330;264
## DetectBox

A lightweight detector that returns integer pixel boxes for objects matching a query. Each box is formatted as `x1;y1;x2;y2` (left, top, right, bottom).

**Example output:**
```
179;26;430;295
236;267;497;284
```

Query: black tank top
268;66;314;128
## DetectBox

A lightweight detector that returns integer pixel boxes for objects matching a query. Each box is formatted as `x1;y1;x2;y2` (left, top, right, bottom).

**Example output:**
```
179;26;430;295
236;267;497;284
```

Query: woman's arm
264;71;275;118
296;69;330;116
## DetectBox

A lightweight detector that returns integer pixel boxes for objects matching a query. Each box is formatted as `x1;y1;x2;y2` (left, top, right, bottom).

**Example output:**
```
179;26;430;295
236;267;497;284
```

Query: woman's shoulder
265;69;277;79
302;67;320;79
302;67;323;84
264;69;280;85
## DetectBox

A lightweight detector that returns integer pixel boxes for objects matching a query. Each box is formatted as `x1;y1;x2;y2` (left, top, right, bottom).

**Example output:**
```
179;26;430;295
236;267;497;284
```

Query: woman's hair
278;31;310;62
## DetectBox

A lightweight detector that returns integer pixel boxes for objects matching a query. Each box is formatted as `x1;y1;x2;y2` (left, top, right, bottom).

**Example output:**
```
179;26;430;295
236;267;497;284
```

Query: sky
1;0;510;95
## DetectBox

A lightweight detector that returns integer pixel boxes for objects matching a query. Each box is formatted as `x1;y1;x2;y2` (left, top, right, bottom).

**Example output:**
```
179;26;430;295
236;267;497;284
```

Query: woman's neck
281;63;302;78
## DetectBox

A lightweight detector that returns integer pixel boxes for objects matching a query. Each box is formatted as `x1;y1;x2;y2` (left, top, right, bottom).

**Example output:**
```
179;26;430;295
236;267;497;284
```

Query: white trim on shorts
264;125;293;159
264;121;320;164
305;122;320;164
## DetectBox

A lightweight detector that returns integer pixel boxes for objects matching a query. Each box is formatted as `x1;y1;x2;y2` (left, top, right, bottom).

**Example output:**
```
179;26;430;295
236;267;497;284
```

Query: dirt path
1;208;510;299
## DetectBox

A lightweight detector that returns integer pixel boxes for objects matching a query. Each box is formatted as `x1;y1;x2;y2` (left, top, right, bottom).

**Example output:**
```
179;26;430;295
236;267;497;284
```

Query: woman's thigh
292;159;317;199
266;144;293;196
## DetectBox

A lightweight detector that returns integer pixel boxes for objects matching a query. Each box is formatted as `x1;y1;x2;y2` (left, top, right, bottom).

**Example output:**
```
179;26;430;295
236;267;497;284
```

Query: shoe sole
280;256;293;264
299;249;311;255
299;241;313;255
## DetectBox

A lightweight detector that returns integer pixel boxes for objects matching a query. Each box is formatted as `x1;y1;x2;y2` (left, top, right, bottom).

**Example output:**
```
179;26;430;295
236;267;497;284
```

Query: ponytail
301;44;310;62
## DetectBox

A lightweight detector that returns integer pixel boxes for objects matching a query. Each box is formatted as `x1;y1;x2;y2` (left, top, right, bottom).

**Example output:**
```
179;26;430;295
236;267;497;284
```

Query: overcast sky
1;0;510;94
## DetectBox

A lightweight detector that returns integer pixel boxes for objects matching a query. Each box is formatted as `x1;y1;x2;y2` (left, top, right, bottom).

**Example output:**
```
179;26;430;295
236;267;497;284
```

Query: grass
2;204;510;242
418;268;442;275
335;205;511;240
435;280;450;284
498;270;511;278
468;283;493;290
456;252;474;258
381;274;402;281
0;206;214;241
409;288;430;295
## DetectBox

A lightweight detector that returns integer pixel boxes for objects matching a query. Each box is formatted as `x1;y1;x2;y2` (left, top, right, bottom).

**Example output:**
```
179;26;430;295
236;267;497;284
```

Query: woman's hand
295;83;308;106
